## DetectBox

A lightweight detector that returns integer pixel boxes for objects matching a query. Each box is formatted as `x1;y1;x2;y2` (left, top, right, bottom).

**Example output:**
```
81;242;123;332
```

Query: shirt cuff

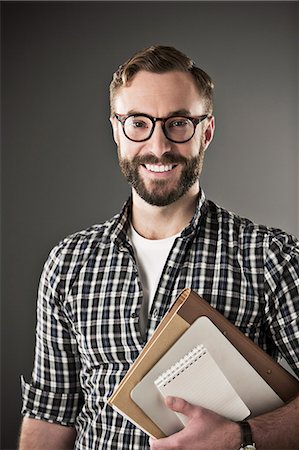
20;376;82;426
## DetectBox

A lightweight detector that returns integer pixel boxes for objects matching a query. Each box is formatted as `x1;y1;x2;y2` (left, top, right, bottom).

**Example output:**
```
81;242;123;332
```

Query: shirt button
153;308;158;319
131;312;138;319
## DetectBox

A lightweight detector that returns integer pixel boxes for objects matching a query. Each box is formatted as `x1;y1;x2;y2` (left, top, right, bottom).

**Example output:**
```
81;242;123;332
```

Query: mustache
132;153;188;165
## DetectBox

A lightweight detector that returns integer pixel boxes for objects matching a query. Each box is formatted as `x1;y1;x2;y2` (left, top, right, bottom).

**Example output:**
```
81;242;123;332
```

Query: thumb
165;396;197;417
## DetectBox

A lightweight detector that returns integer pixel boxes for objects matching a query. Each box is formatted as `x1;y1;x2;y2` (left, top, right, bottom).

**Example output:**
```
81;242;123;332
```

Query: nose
147;121;173;157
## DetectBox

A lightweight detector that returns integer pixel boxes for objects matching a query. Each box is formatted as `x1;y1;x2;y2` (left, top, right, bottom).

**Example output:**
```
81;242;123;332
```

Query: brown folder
108;288;299;438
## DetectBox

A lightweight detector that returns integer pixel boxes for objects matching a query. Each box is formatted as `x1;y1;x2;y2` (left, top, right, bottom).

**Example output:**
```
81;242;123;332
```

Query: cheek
179;140;201;158
118;138;142;159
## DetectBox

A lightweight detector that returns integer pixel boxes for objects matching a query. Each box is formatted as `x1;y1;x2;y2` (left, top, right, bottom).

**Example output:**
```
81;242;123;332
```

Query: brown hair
109;45;214;115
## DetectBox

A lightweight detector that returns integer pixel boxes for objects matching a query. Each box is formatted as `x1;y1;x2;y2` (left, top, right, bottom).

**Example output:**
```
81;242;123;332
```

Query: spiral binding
155;344;207;388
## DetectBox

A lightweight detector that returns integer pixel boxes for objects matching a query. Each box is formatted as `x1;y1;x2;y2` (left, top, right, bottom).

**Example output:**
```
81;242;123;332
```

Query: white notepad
154;344;250;426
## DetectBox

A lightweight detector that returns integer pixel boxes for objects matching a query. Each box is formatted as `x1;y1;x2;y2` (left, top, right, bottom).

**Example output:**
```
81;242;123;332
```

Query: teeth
145;164;174;173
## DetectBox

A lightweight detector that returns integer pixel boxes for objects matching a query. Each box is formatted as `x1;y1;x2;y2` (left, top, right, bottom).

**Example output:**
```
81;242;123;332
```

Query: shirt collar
180;188;208;238
109;188;208;247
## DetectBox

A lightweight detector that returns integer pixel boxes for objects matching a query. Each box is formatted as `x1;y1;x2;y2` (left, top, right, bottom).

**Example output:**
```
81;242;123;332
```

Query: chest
61;236;266;373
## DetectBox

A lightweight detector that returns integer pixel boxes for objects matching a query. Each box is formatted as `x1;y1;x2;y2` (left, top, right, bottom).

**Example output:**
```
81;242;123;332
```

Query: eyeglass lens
124;116;195;142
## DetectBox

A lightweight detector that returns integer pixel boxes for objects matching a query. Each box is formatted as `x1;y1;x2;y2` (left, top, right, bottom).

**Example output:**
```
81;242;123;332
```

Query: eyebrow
125;108;192;117
168;109;192;116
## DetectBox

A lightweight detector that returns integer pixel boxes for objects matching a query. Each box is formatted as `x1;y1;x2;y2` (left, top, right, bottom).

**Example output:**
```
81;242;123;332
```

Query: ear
110;116;120;146
202;115;215;150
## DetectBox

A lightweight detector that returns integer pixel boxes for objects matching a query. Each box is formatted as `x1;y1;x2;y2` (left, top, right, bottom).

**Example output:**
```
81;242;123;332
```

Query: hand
149;396;241;450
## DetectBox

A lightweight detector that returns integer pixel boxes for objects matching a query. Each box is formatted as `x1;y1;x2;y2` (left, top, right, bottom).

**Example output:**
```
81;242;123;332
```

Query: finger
165;396;197;417
149;431;182;450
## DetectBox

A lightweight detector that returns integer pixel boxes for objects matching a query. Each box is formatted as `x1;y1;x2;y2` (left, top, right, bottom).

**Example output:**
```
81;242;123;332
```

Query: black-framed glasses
114;113;210;143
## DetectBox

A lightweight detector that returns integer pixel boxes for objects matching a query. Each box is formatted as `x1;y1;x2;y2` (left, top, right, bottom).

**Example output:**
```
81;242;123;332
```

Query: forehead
113;70;205;115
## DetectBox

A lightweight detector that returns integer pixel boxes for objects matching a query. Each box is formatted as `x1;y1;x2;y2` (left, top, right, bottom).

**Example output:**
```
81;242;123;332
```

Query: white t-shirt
129;225;180;338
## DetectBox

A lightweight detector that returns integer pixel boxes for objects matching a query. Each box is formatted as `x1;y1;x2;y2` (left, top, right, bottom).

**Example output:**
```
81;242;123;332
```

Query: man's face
111;70;214;206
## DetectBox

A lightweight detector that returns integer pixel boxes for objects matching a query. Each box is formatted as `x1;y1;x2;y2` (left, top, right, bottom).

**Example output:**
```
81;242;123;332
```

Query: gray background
2;2;299;449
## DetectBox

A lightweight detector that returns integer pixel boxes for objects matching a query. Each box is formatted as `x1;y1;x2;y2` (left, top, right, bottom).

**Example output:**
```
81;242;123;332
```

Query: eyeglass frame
114;112;211;144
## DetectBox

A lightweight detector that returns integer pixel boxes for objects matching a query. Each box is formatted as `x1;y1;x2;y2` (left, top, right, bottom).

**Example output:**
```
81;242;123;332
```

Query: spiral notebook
154;344;250;427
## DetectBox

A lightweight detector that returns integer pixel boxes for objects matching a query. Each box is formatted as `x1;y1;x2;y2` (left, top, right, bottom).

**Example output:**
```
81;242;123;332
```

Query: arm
250;394;299;448
150;394;299;450
21;243;83;443
19;418;76;450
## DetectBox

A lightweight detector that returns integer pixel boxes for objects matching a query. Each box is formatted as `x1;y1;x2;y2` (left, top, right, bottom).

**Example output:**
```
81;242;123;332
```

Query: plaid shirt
21;190;299;450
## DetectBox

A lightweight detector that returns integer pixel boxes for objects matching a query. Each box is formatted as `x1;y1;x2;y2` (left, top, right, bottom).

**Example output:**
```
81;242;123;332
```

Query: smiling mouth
143;164;177;173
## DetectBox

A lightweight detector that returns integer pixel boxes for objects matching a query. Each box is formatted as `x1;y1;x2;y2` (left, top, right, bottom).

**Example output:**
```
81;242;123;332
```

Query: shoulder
53;213;120;258
42;211;123;284
205;199;299;258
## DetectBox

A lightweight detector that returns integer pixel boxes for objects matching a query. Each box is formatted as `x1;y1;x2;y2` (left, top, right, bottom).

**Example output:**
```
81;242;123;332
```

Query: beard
118;150;204;207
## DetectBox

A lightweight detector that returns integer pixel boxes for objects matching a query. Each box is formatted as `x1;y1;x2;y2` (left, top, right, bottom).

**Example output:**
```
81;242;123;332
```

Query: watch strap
237;420;256;449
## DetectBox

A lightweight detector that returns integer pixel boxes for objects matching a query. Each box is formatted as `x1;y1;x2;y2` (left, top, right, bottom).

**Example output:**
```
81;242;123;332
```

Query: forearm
249;394;299;449
150;395;299;450
19;417;76;450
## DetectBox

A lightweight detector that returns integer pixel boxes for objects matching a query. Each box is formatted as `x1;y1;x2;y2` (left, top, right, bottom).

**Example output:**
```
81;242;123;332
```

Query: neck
131;183;200;239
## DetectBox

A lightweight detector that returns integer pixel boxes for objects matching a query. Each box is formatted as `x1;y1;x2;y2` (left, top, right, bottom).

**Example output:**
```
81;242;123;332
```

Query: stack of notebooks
108;289;299;438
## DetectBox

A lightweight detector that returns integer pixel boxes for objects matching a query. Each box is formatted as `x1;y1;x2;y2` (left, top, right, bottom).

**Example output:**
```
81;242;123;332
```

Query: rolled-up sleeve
21;376;82;425
21;243;83;426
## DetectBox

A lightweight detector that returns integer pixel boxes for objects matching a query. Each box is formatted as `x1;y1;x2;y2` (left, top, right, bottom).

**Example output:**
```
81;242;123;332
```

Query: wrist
222;421;243;450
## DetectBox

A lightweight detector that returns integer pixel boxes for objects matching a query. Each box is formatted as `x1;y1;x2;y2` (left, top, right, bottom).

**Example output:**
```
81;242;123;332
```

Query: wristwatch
237;420;257;450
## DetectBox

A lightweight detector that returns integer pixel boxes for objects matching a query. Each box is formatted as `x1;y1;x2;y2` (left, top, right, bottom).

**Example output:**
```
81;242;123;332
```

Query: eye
126;117;149;129
168;118;189;128
132;120;148;128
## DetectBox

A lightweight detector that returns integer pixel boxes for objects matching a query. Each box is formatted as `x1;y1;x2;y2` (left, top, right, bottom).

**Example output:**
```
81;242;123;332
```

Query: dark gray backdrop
2;2;298;449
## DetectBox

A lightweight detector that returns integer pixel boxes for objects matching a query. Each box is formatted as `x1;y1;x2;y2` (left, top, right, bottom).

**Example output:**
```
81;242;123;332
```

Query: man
19;46;299;450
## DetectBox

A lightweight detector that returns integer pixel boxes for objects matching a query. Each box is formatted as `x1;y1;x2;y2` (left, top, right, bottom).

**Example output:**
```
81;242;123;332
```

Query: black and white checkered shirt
21;190;299;450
